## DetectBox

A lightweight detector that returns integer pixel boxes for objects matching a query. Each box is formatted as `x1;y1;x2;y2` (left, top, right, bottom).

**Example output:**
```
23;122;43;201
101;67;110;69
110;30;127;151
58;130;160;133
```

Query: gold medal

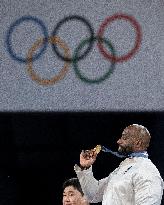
93;145;102;154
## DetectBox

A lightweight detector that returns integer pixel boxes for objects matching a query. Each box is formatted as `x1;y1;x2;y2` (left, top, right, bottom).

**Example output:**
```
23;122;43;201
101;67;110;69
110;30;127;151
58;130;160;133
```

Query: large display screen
1;0;164;111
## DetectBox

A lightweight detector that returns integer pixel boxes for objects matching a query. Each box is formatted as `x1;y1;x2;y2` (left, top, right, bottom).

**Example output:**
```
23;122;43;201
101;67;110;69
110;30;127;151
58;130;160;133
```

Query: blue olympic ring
5;16;48;63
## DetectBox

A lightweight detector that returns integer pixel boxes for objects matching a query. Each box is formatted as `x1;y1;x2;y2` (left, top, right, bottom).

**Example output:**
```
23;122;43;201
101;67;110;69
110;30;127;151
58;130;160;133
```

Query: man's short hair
63;178;84;196
127;124;151;149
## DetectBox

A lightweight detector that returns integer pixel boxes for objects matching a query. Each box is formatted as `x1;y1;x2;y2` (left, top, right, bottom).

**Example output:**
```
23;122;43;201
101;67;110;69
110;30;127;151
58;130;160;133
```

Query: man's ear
135;139;142;147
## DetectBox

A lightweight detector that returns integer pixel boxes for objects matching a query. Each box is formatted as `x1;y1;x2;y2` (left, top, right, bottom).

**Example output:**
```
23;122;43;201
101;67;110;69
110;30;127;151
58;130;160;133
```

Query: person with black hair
62;178;89;205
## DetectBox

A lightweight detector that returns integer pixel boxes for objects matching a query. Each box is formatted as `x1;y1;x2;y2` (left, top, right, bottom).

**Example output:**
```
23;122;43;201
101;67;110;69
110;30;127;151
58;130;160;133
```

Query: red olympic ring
97;13;142;63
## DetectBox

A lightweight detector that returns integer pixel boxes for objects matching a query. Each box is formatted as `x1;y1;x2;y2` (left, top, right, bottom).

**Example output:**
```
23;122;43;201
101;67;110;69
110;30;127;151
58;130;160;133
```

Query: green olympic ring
72;36;116;84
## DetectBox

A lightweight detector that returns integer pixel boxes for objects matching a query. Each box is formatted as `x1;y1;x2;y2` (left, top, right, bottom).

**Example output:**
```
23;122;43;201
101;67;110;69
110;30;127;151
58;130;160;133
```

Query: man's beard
118;144;133;154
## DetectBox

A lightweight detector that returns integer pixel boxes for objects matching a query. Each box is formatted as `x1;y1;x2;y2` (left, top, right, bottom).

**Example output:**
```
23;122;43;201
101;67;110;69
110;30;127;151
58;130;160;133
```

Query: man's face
63;186;86;205
117;127;136;153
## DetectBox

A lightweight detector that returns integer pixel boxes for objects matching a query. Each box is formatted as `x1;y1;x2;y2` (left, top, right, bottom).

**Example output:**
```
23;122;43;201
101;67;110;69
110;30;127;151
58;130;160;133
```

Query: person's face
117;127;136;153
63;186;86;205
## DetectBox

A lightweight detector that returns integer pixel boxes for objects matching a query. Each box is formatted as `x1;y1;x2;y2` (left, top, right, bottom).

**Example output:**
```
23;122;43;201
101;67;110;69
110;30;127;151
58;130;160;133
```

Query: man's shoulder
133;158;161;177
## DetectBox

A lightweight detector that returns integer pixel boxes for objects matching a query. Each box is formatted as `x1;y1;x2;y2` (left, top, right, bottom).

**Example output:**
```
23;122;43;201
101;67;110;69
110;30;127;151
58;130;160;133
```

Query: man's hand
80;149;97;169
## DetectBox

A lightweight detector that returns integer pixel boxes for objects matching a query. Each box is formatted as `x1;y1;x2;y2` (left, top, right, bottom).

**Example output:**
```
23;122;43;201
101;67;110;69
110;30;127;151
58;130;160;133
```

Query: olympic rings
97;13;142;62
6;14;142;85
27;36;71;85
51;15;94;62
73;37;116;83
6;16;48;63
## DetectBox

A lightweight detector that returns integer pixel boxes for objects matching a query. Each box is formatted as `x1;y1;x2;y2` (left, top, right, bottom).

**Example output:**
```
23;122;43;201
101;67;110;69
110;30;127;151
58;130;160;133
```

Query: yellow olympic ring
27;36;71;85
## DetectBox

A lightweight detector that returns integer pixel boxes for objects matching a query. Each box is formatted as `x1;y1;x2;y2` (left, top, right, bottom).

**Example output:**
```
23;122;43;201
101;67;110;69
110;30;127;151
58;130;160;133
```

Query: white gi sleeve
133;170;164;205
74;165;109;203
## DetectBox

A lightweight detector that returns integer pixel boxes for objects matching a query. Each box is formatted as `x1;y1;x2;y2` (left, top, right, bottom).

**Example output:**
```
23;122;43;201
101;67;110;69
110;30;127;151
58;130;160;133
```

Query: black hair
63;178;84;196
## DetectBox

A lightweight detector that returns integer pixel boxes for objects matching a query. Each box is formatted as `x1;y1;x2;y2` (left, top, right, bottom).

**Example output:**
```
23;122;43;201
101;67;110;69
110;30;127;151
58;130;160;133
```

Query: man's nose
64;196;70;202
117;139;121;144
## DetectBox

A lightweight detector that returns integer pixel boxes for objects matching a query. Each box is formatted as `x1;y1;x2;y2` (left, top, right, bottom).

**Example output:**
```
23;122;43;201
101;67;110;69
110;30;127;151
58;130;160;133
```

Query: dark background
0;112;164;205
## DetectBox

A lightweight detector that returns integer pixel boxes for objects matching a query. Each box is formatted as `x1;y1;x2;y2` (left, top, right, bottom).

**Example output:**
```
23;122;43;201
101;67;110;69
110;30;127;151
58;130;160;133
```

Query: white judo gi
75;157;163;205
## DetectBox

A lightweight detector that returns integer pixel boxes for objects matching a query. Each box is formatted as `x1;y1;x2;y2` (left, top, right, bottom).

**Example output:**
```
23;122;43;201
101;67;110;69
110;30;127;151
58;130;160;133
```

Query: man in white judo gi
74;124;164;205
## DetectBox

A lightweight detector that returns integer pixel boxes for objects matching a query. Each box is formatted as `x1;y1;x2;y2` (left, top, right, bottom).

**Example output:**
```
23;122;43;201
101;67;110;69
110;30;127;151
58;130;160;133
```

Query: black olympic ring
6;16;48;63
72;37;116;83
51;15;95;62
